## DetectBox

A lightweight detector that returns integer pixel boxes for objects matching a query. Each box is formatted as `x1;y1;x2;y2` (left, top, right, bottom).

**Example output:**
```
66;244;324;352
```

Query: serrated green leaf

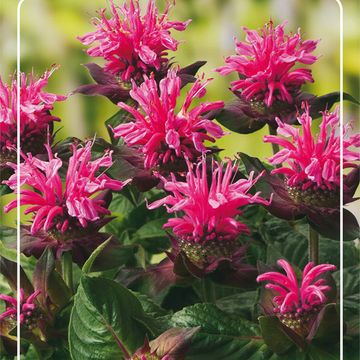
170;303;272;360
171;303;260;336
69;276;152;360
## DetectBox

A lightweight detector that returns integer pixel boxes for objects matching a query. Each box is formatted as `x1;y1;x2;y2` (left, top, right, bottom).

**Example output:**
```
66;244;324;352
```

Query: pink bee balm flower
215;21;318;107
257;259;336;317
263;104;360;206
78;0;191;82
3;141;129;235
148;157;270;244
113;70;224;170
0;289;40;325
0;67;66;156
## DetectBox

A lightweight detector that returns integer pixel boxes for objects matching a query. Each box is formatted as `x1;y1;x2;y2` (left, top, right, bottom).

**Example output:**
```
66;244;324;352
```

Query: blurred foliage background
0;0;359;227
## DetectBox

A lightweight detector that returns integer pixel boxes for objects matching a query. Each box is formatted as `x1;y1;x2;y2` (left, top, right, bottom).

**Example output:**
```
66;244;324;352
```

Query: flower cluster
78;0;190;81
4;141;128;235
113;70;224;169
216;21;318;107
149;157;270;244
0;289;40;326
264;104;360;207
0;68;66;157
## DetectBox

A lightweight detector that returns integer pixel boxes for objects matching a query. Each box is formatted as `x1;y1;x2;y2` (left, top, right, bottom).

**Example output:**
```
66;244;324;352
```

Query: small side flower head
0;289;41;328
113;69;224;170
78;0;191;82
215;20;318;107
263;104;360;207
257;259;336;336
0;67;66;172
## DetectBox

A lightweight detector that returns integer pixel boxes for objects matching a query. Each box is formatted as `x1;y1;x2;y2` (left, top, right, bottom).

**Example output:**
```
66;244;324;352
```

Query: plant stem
62;251;73;293
202;278;216;303
308;226;319;264
268;124;280;156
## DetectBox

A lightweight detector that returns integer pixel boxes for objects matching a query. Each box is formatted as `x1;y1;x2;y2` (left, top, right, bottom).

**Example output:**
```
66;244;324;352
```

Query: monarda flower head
0;68;66;177
0;289;40;328
215;21;318;108
3;141;129;261
78;0;190;82
257;259;336;337
264;104;360;208
113;70;224;170
148;157;270;265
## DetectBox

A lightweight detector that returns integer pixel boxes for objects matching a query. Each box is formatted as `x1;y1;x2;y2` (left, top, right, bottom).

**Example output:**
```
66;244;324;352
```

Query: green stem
268;124;280;156
62;251;73;293
202;278;216;303
308;226;319;264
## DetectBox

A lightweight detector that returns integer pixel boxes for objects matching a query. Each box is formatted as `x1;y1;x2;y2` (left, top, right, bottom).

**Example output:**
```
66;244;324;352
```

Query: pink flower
215;21;318;107
3;141;129;235
257;259;336;315
0;289;40;325
264;104;360;192
78;0;191;81
0;67;66;154
148;157;270;243
113;70;224;169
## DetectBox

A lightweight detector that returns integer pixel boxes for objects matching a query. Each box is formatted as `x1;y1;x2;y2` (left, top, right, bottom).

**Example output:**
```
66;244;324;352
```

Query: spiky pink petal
257;259;336;314
264;104;360;190
148;157;270;242
3;141;129;234
0;289;40;325
78;0;190;81
113;70;224;169
215;21;318;107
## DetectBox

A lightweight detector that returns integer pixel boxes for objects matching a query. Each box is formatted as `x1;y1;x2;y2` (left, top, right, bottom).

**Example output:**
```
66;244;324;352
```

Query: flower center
286;181;339;208
274;305;321;337
179;237;240;265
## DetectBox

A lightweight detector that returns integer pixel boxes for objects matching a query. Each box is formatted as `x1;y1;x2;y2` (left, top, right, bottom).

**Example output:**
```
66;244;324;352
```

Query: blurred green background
0;0;359;228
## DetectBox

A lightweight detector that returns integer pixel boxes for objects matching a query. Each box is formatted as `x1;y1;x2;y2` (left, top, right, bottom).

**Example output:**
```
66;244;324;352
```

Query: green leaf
105;109;133;145
133;218;170;253
170;304;272;360
215;291;258;320
260;218;356;269
171;303;259;336
0;257;33;295
82;237;112;274
69;276;152;360
171;303;270;359
32;248;55;307
0;226;17;262
0;184;11;196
